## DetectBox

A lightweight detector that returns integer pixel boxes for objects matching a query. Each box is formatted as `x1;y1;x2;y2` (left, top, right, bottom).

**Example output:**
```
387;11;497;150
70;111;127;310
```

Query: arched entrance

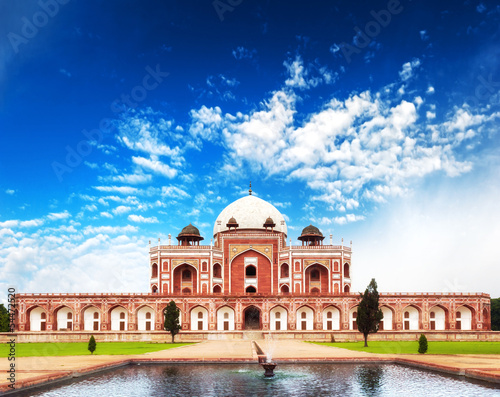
244;306;260;330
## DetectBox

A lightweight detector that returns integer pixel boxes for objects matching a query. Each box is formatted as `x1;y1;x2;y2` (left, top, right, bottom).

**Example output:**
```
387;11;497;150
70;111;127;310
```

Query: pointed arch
379;305;395;331
28;306;47;331
243;305;261;330
173;263;198;295
456;305;475;330
109;305;128;331
82;305;101;331
296;305;315;331
428;304;449;330
190;305;208;331
482;307;490;330
151;263;158;278
229;249;272;294
343;262;350;278
270;305;288;331
304;262;330;294
322;305;340;330
349;305;358;330
280;263;289;278
402;305;421;330
216;305;235;330
54;305;74;331
213;262;222;278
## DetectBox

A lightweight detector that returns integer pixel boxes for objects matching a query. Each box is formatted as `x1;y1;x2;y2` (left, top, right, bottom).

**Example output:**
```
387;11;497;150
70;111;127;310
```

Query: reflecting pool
13;363;500;397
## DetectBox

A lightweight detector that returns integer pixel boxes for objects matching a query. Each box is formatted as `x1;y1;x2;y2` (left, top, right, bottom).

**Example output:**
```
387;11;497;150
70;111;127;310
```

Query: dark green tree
163;301;181;343
356;278;383;347
0;304;9;332
418;334;428;354
491;298;500;331
88;335;96;354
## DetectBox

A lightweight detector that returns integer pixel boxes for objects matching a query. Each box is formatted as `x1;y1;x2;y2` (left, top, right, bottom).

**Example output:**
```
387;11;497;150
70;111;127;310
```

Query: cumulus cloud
183;59;485;219
0;231;148;295
399;58;421;82
115;108;184;161
47;211;71;220
132;156;177;178
283;55;335;89
128;214;159;223
161;185;190;199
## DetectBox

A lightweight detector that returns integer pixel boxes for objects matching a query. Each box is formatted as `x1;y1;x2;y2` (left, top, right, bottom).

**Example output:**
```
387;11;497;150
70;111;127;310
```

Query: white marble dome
213;195;287;236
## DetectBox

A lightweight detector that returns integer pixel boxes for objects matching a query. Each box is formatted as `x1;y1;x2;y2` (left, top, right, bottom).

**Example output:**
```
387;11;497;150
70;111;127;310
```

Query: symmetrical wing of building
15;191;491;338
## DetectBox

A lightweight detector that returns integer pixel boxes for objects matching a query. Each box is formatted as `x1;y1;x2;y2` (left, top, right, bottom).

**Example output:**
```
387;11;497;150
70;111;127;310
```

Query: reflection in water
357;365;384;396
14;363;500;397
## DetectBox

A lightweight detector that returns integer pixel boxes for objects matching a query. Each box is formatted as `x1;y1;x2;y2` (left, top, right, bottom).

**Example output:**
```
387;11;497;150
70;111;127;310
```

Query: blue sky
1;0;499;300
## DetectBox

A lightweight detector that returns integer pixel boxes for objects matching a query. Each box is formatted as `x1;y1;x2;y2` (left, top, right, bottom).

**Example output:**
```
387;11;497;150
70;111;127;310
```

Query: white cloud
132;156;177;178
161;185;190;199
0;218;44;228
232;46;257;60
189;106;224;144
107;172;152;184
128;214;159;223
115;108;184;162
5;189;15;195
47;211;71;220
0;231;148;296
83;225;138;235
94;186;140;195
283;56;331;89
399;58;421;82
112;205;132;215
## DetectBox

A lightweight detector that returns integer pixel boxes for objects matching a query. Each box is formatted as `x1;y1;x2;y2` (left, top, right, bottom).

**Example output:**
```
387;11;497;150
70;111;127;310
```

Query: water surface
13;363;500;397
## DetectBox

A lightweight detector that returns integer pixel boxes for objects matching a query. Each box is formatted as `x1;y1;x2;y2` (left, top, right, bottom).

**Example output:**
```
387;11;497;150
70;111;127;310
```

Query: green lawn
309;341;500;355
1;341;194;357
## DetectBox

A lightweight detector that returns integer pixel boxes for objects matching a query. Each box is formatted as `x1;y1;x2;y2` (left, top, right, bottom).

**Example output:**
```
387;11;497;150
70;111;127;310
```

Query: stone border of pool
2;342;499;394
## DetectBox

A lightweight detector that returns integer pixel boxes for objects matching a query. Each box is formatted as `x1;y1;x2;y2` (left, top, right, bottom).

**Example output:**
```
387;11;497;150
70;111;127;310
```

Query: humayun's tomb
11;188;493;342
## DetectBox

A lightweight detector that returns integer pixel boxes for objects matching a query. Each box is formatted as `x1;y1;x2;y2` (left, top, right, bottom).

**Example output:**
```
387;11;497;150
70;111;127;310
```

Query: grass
0;341;195;357
309;341;500;355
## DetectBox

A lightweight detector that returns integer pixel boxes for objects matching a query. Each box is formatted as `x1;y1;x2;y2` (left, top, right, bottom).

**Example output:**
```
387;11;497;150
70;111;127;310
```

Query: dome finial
249;181;252;195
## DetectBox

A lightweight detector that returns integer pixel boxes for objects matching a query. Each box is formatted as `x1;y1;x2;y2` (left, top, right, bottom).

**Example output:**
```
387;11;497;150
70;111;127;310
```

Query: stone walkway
1;340;499;394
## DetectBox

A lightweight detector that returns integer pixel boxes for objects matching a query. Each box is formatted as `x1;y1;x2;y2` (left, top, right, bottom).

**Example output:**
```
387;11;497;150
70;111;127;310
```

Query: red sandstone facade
14;193;492;336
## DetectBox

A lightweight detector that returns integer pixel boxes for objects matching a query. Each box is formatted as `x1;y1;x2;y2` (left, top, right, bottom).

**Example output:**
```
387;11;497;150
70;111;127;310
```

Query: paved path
1;341;499;393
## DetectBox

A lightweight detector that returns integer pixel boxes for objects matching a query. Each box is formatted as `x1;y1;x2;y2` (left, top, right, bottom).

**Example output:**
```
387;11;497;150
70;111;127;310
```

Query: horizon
1;0;499;301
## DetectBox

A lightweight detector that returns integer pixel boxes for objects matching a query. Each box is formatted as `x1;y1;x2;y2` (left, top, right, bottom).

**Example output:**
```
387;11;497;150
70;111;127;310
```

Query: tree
418;334;428;354
88;335;96;355
491;298;500;331
163;301;181;343
0;305;9;332
356;278;383;347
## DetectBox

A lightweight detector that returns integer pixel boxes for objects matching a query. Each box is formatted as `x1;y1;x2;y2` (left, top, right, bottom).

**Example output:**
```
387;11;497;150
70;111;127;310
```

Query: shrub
88;335;97;355
418;334;428;354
